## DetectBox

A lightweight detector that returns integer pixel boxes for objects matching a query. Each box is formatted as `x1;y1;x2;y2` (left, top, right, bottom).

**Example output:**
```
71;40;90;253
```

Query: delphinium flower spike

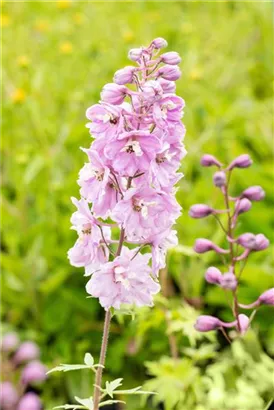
190;153;271;340
68;37;186;410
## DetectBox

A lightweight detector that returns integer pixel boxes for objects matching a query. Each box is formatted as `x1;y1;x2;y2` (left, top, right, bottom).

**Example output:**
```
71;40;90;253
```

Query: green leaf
105;378;123;398
47;364;90;375
75;396;93;410
99;400;126;407
84;353;94;367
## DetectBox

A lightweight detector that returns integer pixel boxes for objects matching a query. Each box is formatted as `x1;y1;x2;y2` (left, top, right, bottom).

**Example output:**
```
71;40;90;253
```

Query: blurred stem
93;309;111;410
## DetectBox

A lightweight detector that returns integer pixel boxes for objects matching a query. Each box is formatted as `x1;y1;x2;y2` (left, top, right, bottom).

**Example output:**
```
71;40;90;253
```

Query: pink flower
150;229;178;276
104;130;161;177
205;267;222;285
156;65;181;81
13;341;40;365
86;103;122;138
86;247;160;309
0;382;18;409
21;361;47;385
100;83;128;105
68;198;110;274
113;66;136;85
17;393;42;410
112;187;180;241
161;51;181;65
153;95;184;129
1;332;19;353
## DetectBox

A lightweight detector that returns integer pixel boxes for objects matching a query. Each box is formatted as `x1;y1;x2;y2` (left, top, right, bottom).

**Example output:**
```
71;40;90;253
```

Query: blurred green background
1;1;274;409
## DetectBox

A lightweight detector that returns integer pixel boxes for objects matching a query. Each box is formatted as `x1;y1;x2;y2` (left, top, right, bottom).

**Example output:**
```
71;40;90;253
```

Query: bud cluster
68;38;186;310
0;333;47;410
190;154;272;338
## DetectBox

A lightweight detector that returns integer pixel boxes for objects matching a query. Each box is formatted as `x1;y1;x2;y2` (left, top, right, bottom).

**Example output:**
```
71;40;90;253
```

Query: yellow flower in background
11;88;26;104
17;56;30;68
73;12;84;25
59;41;73;54
57;0;72;9
190;68;202;81
122;30;134;43
34;20;49;32
1;13;11;27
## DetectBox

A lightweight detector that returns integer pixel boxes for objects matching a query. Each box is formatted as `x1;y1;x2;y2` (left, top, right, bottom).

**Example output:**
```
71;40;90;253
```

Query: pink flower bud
100;83;128;105
1;332;19;353
227;154;253;170
128;47;143;61
21;361;47;385
142;80;163;102
254;234;269;251
17;393;42;410
194;315;221;332
151;37;168;49
220;273;237;290
237;314;250;335
205;267;222;284
194;239;229;254
158;78;176;94
236;233;257;249
13;341;40;364
236;198;252;215
161;51;181;65
213;171;226;187
0;382;18;409
113;66;136;85
241;185;265;201
189;204;214;219
258;288;274;306
156;65;181;81
200;154;222;167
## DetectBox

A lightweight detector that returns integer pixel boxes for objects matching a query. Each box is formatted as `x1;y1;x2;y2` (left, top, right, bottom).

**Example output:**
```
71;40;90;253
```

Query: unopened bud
201;154;222;168
254;234;269;251
21;361;47;385
156;65;181;81
13;341;40;364
194;239;228;254
142;80;163;102
158;78;176;94
258;288;274;306
17;393;42;410
213;171;226;187
100;83;128;105
205;267;222;285
189;204;214;219
236;198;252;215
220;273;237;290
0;382;18;409
241;185;265;201
113;66;135;85
237;314;250;335
236;233;256;249
1;332;19;353
161;51;181;65
128;47;143;61
194;315;221;332
227;154;253;170
151;37;168;49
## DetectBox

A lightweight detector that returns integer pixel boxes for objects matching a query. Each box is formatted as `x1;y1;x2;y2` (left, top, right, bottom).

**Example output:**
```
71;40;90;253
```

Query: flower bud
128;47;143;61
0;382;18;409
200;154;222;168
258;288;274;306
17;393;42;410
13;341;40;364
21;361;47;385
156;65;181;81
194;239;228;254
254;234;269;251
194;315;221;332
205;267;222;285
142;80;163;102
161;51;181;65
227;154;253;170
236;198;252;215
220;273;237;290
1;332;19;353
151;37;168;49
236;233;256;249
158;78;176;94
241;185;265;201
189;204;214;219
213;171;226;187
237;314;250;335
100;83;128;105
113;66;135;85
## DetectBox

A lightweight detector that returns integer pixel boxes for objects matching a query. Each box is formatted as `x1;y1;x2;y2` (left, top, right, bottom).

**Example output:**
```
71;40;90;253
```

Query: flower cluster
68;38;186;309
0;333;47;410
190;154;273;338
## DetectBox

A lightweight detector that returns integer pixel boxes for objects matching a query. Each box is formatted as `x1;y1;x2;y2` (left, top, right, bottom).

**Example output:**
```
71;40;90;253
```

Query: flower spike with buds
191;153;271;340
67;38;185;410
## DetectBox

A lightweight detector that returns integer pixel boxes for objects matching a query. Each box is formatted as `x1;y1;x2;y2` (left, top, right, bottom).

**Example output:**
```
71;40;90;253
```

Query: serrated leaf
105;378;123;398
84;353;94;367
75;396;93;410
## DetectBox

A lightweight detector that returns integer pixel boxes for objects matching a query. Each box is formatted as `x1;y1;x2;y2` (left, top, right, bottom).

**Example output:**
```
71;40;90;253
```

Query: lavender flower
0;382;18;409
227;154;253;170
205;267;222;285
259;288;274;305
21;361;47;385
189;204;214;218
200;154;222;168
17;393;42;410
194;239;229;254
13;341;40;365
213;171;226;187
241;185;265;201
1;332;19;353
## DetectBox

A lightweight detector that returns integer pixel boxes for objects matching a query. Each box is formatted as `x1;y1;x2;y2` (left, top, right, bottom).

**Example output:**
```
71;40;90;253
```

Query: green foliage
2;1;273;409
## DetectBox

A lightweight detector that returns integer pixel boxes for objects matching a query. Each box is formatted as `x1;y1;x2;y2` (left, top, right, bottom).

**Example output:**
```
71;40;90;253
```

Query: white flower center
121;139;143;157
114;266;130;289
133;199;156;219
